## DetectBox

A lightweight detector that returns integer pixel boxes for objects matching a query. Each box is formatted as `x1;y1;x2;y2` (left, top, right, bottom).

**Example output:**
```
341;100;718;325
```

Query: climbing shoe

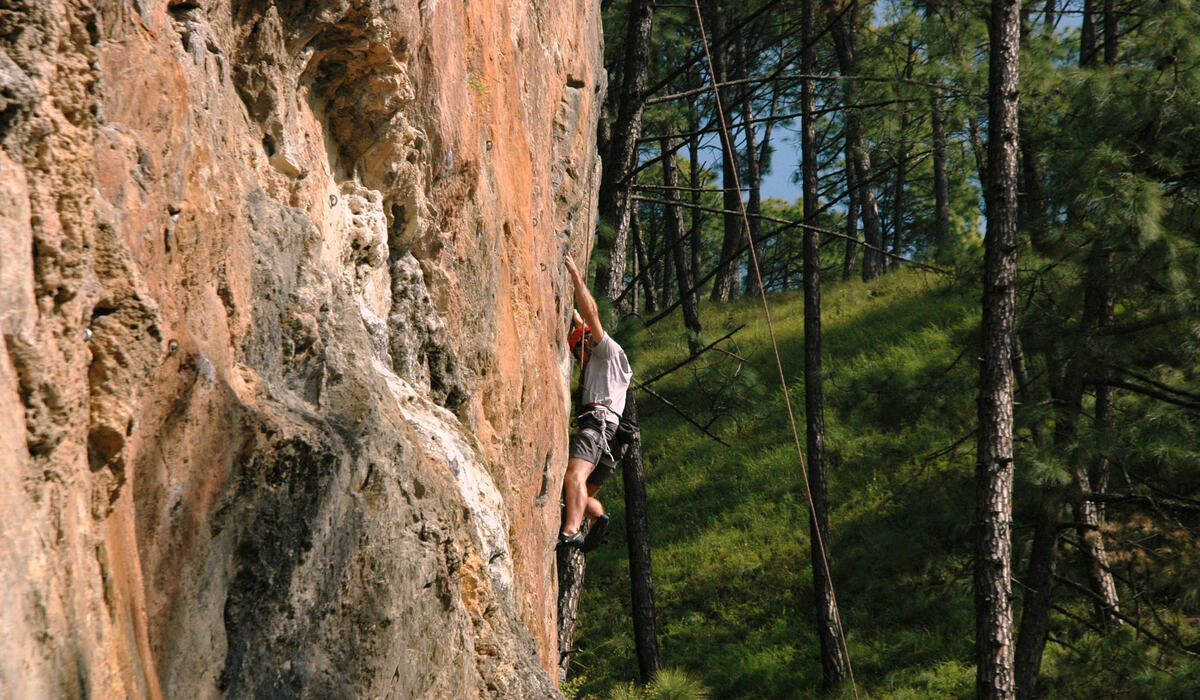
556;531;585;549
580;514;610;553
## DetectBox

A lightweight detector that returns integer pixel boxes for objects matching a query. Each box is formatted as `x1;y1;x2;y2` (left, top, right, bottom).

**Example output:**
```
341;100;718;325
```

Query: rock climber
558;253;633;552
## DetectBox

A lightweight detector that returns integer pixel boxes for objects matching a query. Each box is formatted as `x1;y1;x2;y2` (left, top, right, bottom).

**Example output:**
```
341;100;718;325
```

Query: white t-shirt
580;334;633;423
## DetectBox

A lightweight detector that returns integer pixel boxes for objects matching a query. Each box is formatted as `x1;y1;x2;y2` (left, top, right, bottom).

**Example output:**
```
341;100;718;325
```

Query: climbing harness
689;1;860;696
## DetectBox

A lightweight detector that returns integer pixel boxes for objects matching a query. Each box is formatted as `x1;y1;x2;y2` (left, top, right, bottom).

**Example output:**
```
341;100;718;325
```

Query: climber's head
569;324;593;362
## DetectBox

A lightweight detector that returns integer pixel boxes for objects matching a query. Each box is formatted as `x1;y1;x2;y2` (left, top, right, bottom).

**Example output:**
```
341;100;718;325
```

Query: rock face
0;1;603;697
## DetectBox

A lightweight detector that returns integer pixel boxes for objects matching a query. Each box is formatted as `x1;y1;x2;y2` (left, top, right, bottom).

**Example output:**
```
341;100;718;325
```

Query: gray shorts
569;412;618;486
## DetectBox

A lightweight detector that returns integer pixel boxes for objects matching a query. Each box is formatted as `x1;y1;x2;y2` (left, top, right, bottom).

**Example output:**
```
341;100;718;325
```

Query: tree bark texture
842;140;860;281
890;110;909;270
662;138;703;352
688;130;704;285
632;205;658;314
1072;250;1122;629
594;0;654;303
931;89;951;262
976;1;1021;697
621;391;661;683
1013;332;1058;700
1013;500;1059;700
890;43;915;270
557;528;588;681
708;3;744;303
737;34;764;297
829;10;885;281
1081;0;1098;67
803;0;848;685
1103;0;1117;65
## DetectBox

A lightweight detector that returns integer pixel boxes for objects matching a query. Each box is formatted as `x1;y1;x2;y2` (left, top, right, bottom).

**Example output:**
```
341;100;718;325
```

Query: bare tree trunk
1013;500;1059;700
842;140;860;280
890;42;915;270
1103;0;1118;65
891;111;908;270
660;231;676;310
1072;250;1122;629
804;0;848;686
969;114;989;197
689;129;703;286
632;205;657;314
662;138;703;353
829;9;885;281
1081;0;1098;68
931;89;951;263
1013;335;1058;700
594;0;654;303
737;34;764;297
708;3;743;303
557;522;590;681
975;1;1021;697
621;391;661;683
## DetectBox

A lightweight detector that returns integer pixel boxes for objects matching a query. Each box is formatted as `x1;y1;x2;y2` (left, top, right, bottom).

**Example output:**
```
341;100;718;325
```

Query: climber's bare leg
562;457;593;536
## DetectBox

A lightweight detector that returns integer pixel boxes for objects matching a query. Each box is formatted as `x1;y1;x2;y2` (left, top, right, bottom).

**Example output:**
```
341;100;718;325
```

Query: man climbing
558;253;633;551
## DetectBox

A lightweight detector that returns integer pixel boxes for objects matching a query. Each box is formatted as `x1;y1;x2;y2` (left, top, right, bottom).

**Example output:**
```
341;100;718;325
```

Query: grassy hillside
567;270;1200;699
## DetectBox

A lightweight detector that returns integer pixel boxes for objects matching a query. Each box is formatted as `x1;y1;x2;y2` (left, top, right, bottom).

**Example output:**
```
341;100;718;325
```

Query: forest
562;0;1200;698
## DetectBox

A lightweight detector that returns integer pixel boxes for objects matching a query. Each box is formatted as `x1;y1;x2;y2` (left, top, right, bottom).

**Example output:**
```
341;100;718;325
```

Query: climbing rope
688;1;860;695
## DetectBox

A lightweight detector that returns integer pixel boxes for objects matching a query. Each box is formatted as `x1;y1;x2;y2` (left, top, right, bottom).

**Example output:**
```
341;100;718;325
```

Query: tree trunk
1071;250;1122;629
737;34;764;297
1081;0;1098;68
975;1;1021;697
829;10;885;282
662;138;703;353
1103;0;1117;65
660;225;675;310
1012;334;1058;700
632;205;657;314
890;42;915;270
556;540;587;681
969;114;989;197
804;0;848;686
594;0;654;303
931;89;951;263
842;140;860;281
689;130;703;286
891;111;909;270
1013;500;1059;700
621;390;661;683
708;3;743;303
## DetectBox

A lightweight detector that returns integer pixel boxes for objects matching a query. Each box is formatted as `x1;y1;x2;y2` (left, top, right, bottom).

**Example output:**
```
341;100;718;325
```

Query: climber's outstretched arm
565;253;605;343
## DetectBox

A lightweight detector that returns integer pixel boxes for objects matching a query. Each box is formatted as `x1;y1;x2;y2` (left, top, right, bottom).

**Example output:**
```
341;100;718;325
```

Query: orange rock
0;0;604;696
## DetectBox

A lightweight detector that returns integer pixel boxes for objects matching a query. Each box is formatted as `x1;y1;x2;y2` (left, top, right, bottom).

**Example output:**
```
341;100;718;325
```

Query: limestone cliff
0;0;603;697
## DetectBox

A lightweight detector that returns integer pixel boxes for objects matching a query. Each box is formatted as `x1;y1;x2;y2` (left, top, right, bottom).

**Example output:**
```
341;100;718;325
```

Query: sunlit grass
573;268;1200;698
574;270;981;698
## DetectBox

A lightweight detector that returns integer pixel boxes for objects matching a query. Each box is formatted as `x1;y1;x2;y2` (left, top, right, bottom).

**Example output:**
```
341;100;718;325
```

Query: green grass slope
571;268;1200;700
572;270;982;699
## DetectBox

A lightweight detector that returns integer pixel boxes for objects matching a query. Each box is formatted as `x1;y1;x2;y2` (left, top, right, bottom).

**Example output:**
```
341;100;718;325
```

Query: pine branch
639;385;730;447
647;73;969;106
1054;575;1200;659
634;325;746;390
1100;379;1200;410
631;194;947;273
1080;492;1200;512
1107;365;1200;402
637;98;924;145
